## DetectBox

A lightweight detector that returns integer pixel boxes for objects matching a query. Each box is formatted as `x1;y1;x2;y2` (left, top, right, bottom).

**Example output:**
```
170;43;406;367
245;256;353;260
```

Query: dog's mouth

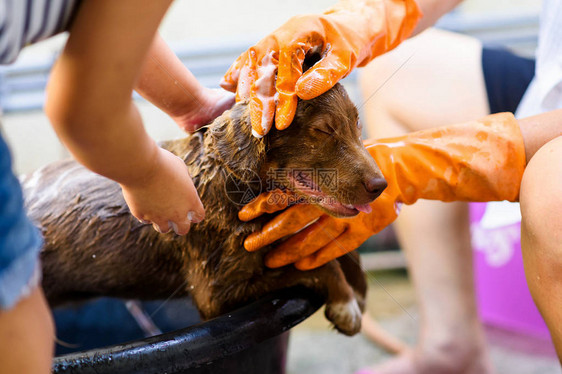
286;171;373;217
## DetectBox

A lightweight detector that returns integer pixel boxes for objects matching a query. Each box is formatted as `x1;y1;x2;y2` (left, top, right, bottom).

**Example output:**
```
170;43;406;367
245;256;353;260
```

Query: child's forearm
45;0;173;187
50;99;161;187
135;34;206;121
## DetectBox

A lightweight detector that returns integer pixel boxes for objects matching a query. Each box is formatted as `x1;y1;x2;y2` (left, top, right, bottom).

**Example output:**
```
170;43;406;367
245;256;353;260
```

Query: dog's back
22;100;276;311
23;84;372;334
23;160;188;304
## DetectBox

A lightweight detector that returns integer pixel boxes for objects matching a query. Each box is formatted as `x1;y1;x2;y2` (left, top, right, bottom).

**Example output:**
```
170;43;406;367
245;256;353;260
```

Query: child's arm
45;0;204;235
135;34;234;133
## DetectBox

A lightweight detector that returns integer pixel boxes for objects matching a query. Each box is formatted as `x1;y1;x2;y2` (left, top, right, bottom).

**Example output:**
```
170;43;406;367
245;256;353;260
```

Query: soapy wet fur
22;84;385;335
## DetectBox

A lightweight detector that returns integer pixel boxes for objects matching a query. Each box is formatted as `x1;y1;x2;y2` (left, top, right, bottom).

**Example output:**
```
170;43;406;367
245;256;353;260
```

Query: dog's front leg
265;261;363;336
336;251;367;313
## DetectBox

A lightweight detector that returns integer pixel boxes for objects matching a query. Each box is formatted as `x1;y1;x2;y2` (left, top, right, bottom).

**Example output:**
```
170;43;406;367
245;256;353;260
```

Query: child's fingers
168;153;205;223
152;221;171;234
170;220;191;236
184;178;205;223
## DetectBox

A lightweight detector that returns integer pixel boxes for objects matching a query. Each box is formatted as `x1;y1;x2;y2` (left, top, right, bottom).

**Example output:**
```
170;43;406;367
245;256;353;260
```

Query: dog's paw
353;289;366;314
324;297;362;336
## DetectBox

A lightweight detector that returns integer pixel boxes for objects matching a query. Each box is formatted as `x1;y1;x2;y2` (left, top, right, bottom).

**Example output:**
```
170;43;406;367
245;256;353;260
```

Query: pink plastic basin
470;202;550;339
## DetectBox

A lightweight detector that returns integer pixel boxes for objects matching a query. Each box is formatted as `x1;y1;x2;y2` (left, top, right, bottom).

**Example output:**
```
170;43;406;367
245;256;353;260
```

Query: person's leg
520;135;562;357
0;286;54;374
358;28;492;373
0;128;54;372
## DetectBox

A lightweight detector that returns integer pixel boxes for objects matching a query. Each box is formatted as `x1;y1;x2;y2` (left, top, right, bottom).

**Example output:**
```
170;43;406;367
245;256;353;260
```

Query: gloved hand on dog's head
220;0;422;138
239;113;526;270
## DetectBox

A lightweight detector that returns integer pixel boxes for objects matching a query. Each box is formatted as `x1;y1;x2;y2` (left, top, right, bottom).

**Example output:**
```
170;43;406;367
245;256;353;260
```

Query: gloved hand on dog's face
239;113;526;270
239;188;398;270
220;0;422;138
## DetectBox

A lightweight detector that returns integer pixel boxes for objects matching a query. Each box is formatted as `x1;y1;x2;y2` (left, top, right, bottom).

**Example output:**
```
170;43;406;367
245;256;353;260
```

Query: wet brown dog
22;83;386;335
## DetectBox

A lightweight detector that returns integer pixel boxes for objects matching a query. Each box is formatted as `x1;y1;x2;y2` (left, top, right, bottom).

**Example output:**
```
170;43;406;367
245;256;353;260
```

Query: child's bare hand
121;148;205;235
172;88;235;133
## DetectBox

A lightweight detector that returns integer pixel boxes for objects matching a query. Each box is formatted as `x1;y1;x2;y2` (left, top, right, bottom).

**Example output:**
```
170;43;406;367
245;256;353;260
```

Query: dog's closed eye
314;127;332;136
313;121;337;136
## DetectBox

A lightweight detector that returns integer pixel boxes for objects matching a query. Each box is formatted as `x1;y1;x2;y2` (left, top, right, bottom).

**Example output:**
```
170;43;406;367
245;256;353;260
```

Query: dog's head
211;83;386;217
264;84;386;217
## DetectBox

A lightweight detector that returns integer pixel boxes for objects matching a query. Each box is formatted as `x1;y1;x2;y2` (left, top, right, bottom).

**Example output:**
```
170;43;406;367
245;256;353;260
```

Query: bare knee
520;136;562;353
0;287;54;374
358;28;487;138
521;136;562;273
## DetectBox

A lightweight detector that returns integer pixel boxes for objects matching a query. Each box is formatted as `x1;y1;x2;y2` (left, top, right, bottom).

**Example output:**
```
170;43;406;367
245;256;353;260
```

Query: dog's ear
209;101;267;181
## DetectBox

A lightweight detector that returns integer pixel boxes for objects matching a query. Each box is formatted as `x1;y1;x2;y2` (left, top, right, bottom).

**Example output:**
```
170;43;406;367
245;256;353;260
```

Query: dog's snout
363;176;387;199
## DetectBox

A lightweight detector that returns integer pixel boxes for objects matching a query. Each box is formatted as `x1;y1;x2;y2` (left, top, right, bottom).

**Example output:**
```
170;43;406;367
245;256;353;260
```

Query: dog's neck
206;102;267;181
161;102;266;175
161;101;267;211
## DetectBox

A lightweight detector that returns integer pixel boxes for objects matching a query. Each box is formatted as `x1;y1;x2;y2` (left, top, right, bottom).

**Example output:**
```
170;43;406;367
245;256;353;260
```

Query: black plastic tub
52;287;324;374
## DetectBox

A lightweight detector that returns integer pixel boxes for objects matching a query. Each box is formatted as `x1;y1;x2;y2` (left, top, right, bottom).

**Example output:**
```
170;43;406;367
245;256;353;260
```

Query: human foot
357;335;495;374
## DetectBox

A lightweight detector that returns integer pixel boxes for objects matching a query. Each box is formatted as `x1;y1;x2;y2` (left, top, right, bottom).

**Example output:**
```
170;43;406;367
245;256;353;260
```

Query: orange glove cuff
297;0;423;100
221;0;422;137
365;112;526;205
323;0;423;67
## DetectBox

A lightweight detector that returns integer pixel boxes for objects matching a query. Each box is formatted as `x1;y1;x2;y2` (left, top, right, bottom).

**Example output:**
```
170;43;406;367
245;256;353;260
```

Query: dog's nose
363;176;387;199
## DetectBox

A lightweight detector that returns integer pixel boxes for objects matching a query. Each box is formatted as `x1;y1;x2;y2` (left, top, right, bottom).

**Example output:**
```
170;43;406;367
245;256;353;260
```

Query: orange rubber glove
239;113;526;270
220;0;422;137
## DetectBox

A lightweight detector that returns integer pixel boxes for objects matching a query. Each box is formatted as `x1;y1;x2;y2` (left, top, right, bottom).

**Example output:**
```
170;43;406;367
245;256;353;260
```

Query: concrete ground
287;270;561;374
